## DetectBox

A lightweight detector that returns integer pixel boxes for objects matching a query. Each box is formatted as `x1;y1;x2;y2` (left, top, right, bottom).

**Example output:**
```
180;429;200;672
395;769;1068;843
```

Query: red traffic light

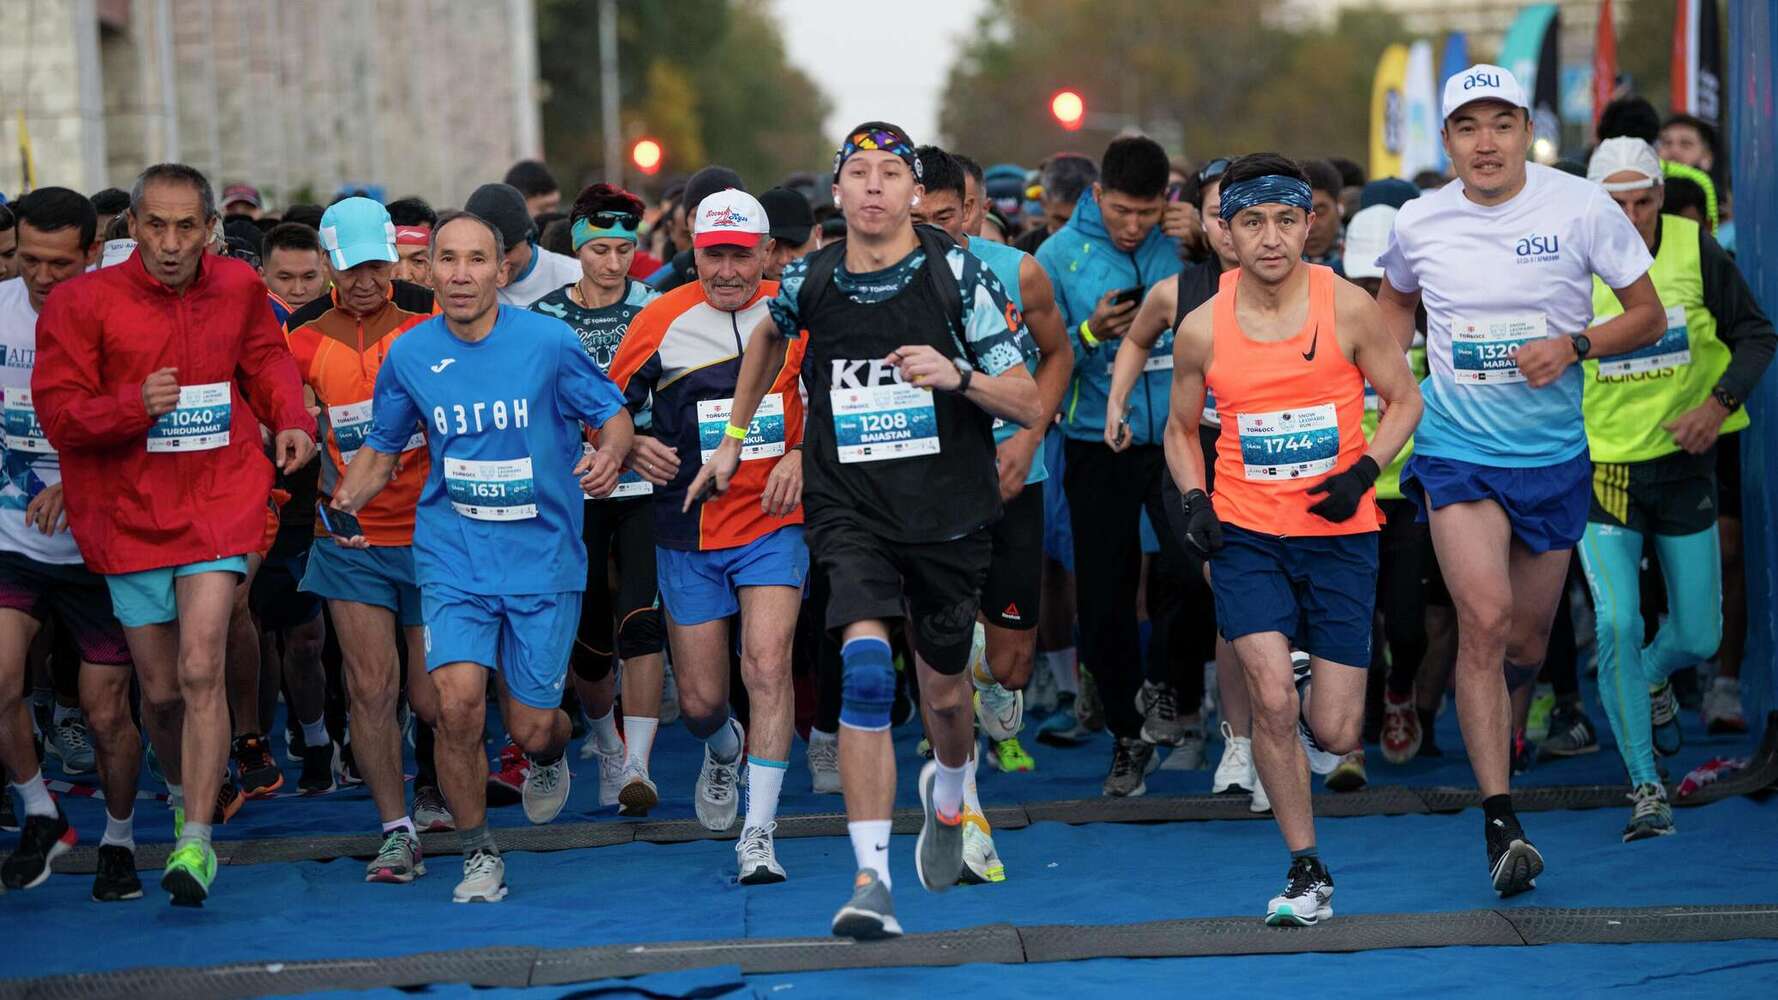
631;138;663;175
1051;90;1085;130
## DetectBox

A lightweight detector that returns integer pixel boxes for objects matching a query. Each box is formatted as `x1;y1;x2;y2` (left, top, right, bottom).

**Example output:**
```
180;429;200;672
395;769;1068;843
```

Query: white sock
166;782;184;810
962;743;983;816
588;707;624;754
705;715;741;764
102;811;135;849
53;704;78;726
300;717;329;746
744;756;786;829
181;820;213;848
848;819;893;888
382;815;417;838
624;716;658;771
13;770;55;818
1049;648;1080;696
933;757;966;820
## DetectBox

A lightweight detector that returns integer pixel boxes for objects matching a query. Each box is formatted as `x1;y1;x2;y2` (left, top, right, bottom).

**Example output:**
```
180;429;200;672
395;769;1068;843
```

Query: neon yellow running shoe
986;736;1036;773
161;840;216;907
171;804;184;840
958;808;1005;884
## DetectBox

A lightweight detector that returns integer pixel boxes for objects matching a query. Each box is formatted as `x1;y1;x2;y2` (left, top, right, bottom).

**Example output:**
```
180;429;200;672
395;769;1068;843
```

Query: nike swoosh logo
430;358;457;373
1301;329;1318;362
873;843;887;851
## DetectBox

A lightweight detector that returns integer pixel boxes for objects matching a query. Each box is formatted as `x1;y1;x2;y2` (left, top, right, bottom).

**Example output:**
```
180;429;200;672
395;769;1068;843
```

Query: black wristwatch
1568;333;1592;360
952;357;974;394
1712;385;1742;412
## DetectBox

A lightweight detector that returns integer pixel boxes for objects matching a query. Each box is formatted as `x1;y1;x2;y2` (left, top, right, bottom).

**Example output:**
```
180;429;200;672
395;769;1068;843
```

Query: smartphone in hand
316;501;364;540
1111;286;1145;308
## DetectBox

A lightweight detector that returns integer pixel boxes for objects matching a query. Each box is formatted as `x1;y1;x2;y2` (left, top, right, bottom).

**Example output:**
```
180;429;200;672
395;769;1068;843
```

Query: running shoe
1025;653;1059;715
1;809;75;889
366;828;426;884
1136;681;1188;747
1537;702;1599;760
413;785;454;833
831;868;901;940
1250;769;1271;814
1702;676;1747;734
337;741;365;786
695;730;743;833
1213;721;1254;794
1623;782;1676;842
658;662;681;725
617;764;659;816
453;848;507;903
806;730;841;794
48;713;96;775
1510;729;1533;776
974;685;1024;744
232;734;285;798
171;803;184;840
284;724;304;764
92;843;142;902
1292;654;1340;775
215;774;244;823
299;740;338;794
1525;688;1556;743
1325;749;1368;792
1075;667;1106;732
1103;736;1155;798
959;808;1005;884
1380;689;1422;764
985;736;1036;773
145;741;164;787
1650;681;1683;757
736;822;787;885
1036;692;1091;746
1160;723;1206;771
522;754;571;825
1265;855;1335;926
590;740;625;807
161;840;217;906
915;736;933;759
1484;813;1543;897
0;790;16;833
487;739;528;807
914;760;963;892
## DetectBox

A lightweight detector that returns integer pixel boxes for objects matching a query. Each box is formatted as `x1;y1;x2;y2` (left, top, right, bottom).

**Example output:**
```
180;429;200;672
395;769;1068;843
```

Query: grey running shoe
806;730;841;794
1136;681;1188;747
694;727;743;832
914;760;963;892
736;822;787;884
1103;736;1155;797
49;714;96;775
1160;723;1207;770
413;785;454;833
1076;668;1106;732
452;849;507;903
1650;682;1683;757
831;868;902;939
1622;783;1676;842
365;829;425;884
521;754;571;825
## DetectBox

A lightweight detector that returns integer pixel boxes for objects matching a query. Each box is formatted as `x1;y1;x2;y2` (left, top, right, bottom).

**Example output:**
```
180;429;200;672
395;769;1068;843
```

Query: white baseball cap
1442;63;1529;122
1342;205;1398;281
1588;137;1664;192
692;189;769;249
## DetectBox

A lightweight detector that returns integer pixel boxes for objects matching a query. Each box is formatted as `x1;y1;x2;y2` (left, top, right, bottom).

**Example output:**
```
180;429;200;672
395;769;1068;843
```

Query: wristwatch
1712;385;1742;412
1568;333;1592;360
952;357;974;394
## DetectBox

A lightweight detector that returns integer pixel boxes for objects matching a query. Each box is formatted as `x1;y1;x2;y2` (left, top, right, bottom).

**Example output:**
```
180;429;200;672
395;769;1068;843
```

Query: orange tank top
1206;264;1378;537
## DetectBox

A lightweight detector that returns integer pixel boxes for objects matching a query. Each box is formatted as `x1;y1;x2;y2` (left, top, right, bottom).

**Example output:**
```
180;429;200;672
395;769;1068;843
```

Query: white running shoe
617;763;658;816
1266;856;1334;926
974;685;1024;744
589;741;625;807
807;730;841;794
452;849;507;903
659;662;681;725
695;726;743;832
521;754;571;825
736;822;787;884
1213;721;1254;793
959;808;1005;884
1249;769;1271;814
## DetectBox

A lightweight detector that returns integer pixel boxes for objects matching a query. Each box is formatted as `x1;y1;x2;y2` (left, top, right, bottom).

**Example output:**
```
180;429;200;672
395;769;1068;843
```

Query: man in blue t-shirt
330;212;633;905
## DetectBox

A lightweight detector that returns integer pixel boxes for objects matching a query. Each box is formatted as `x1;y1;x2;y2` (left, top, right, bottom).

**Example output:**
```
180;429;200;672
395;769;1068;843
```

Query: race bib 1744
1451;314;1546;385
1596;306;1691;377
697;393;786;462
445;457;538;521
147;382;231;452
830;383;939;464
1237;403;1339;481
329;400;425;465
2;388;53;454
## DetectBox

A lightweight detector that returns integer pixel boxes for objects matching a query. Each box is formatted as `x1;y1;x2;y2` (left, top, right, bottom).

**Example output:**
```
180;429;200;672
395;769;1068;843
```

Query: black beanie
464;183;535;250
682;166;745;217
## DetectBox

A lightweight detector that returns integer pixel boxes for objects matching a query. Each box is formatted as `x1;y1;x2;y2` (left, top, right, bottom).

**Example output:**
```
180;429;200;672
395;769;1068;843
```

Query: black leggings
573;496;664;683
1377;499;1431;697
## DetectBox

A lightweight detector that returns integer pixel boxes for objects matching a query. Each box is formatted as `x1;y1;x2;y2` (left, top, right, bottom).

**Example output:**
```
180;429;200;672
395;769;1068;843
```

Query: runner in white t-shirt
1373;66;1664;897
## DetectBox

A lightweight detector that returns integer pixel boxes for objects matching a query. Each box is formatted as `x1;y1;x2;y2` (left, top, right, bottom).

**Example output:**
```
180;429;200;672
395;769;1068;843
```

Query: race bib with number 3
697;393;785;462
147;382;231;452
830;383;939;464
1451;314;1546;385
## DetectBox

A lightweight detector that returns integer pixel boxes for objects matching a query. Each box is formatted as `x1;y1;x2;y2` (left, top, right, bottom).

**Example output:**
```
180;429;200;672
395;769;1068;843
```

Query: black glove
1307;455;1381;523
1177;488;1223;557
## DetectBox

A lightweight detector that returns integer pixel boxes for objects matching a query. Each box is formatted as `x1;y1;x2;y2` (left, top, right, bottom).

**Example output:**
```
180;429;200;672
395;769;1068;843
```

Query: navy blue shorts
1209;523;1378;667
1401;453;1590;554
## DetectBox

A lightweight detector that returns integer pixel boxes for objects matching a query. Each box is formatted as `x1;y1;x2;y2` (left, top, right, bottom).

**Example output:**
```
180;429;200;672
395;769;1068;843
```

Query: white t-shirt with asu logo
0;278;83;564
1376;163;1652;467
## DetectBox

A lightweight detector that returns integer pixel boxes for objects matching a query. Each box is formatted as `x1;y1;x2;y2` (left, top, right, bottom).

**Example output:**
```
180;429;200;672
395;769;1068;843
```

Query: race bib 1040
329;400;425;465
445;456;538;521
830;383;939;464
1451;314;1546;385
1237;403;1339;481
697;393;785;462
3;388;53;454
147;382;231;452
1596;306;1691;377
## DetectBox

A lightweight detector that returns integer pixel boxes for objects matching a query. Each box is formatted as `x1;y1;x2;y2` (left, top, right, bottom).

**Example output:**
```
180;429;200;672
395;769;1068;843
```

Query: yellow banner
1371;43;1409;181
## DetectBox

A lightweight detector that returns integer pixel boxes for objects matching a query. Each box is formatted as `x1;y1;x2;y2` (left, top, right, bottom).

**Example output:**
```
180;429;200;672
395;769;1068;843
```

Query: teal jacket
1035;191;1182;446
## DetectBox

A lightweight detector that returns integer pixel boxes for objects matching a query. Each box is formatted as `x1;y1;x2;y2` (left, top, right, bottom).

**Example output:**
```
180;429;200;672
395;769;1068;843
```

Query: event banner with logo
1370;43;1408;181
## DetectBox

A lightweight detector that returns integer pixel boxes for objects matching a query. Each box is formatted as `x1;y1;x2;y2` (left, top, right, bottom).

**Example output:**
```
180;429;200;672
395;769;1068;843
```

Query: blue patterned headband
1219;175;1314;221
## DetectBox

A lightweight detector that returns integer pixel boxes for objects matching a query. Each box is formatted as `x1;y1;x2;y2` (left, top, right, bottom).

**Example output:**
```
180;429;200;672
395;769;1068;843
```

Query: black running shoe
299;740;337;794
2;809;76;889
338;742;365;786
1485;813;1543;898
92;843;143;901
215;774;244;823
232;734;285;798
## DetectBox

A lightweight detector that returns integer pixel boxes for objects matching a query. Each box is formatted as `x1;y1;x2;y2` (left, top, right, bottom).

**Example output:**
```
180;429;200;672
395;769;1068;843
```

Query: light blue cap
319;197;398;270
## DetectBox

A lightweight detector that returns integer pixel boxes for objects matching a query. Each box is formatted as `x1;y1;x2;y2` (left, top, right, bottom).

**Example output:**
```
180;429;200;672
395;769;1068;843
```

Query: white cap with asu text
1442;64;1529;121
692;189;770;248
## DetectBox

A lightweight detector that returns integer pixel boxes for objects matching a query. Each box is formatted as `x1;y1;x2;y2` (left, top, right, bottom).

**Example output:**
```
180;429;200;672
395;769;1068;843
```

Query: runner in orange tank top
1160;154;1422;928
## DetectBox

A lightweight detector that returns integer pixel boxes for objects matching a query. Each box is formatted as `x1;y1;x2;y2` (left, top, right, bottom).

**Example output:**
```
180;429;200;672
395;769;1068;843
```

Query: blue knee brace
839;636;896;731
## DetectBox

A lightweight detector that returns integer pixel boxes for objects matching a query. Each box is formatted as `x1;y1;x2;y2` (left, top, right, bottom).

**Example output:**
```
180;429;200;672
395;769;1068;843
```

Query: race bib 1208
830;383;939;464
147;382;231;452
445;456;538;521
1236;403;1339;480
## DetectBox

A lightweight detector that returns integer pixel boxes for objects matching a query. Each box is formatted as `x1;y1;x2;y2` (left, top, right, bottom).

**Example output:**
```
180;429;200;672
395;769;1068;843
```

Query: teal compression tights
1576;522;1722;786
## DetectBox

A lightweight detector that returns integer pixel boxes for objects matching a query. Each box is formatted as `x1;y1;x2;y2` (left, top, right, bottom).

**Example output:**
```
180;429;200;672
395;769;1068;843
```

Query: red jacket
32;250;316;574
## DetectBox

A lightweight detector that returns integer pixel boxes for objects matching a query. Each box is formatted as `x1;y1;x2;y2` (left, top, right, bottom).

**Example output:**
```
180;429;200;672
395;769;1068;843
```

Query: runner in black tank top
684;121;1044;941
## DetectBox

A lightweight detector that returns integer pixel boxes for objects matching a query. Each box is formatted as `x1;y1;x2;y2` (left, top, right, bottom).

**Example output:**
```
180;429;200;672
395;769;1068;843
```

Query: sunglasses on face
584;211;640;231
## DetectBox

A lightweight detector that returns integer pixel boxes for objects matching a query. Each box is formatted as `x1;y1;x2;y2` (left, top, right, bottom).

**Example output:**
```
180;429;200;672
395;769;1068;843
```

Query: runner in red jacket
32;163;317;907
